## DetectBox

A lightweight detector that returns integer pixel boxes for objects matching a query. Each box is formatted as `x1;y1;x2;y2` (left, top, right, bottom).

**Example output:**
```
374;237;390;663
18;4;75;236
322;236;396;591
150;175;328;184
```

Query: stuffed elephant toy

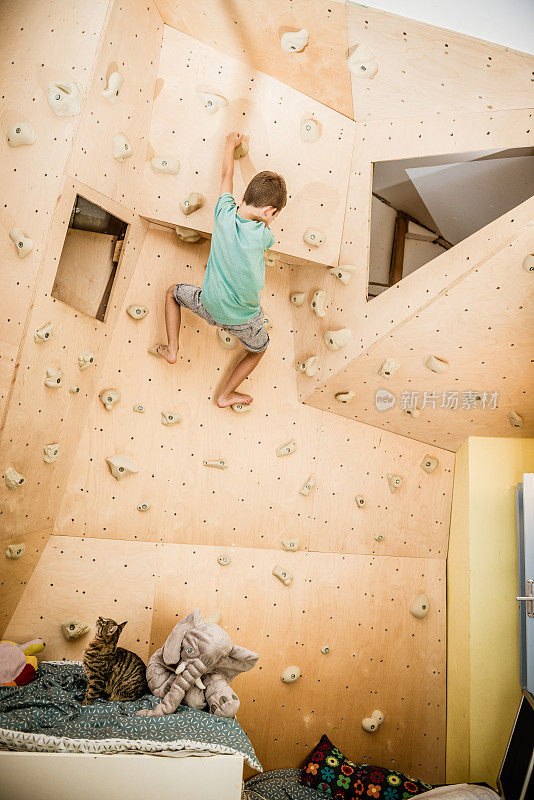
137;609;259;718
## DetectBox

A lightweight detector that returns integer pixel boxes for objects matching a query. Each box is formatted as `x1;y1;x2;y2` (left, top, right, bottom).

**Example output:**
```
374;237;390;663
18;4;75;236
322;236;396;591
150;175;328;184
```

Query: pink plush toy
0;639;45;686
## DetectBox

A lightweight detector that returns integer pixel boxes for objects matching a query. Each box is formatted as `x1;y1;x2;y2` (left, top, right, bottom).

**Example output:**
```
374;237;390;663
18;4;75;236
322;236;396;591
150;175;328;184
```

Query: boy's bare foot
156;344;178;364
217;391;253;409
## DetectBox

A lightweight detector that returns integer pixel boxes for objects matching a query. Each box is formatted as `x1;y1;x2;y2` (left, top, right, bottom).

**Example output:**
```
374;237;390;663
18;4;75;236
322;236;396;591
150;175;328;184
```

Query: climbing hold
348;44;378;79
404;406;420;419
43;444;59;463
300;116;320;143
303;228;326;248
299;475;316;496
9;228;33;258
127;305;149;320
5;467;26;490
106;455;139;480
264;253;276;268
276;439;297;457
297;356;319;377
6;543;26;559
161;411;182;425
147;346;164;358
180;193;203;216
101;71;123;103
113;133;133;162
378;358;401;378
335;391;355;403
281;538;300;552
197;90;228;115
280;29;308;53
320;644;331;655
233;139;249;159
290;292;305;307
137;502;150;512
217;328;239;350
44;368;63;388
522;254;534;272
7;122;36;146
217;554;231;566
311;289;326;318
151;157;180;175
421;455;439;474
280;666;301;683
355;495;366;508
175;226;203;243
425;354;449;373
100;389;121;412
387;473;403;493
508;410;524;429
374;533;384;542
410;594;430;619
133;404;145;413
263;315;273;330
34;322;54;343
272;565;293;586
69;386;80;395
231;402;251;413
362;709;384;732
329;264;356;285
203;459;228;470
323;329;351;351
61;616;91;640
47;81;83;116
78;352;96;371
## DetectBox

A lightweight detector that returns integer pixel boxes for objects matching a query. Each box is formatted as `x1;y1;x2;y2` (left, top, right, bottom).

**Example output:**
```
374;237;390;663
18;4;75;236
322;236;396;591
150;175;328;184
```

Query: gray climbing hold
161;411;182;426
113;133;133;162
180;192;203;216
217;554;231;566
303;227;326;248
231;402;251;413
311;289;326;318
299;475;315;496
175;226;203;243
280;665;301;683
78;352;96;371
508;410;524;429
151;157;180;175
133;404;145;413
404;406;420;419
61;616;91;640
69;386;80;395
197;90;228;115
127;305;149;320
7;122;36;146
522;254;534;273
217;328;239;350
44;368;63;388
320;644;331;655
296;356;318;376
137;502;150;512
335;391;355;403
281;538;300;551
290;292;305;307
425;354;449;373
280;29;308;53
362;709;384;732
101;71;123;103
5;467;26;490
272;565;293;586
355;495;366;508
264;253;277;268
329;264;356;285
47;81;83;116
410;594;430;619
324;329;351;351
203;459;228;470
106;455;138;480
100;389;121;412
34;322;54;343
378;358;401;378
276;439;297;457
387;473;403;493
421;455;439;473
263;314;273;330
43;444;59;463
374;533;384;542
9;228;33;258
348;44;378;79
6;543;26;559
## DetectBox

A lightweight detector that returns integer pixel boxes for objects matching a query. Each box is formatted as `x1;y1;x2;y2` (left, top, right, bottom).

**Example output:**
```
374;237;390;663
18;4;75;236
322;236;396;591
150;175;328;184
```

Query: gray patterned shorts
173;283;269;353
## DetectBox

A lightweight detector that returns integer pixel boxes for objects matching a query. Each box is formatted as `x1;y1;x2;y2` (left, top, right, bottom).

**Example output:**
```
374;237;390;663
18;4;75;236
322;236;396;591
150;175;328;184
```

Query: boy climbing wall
156;132;287;408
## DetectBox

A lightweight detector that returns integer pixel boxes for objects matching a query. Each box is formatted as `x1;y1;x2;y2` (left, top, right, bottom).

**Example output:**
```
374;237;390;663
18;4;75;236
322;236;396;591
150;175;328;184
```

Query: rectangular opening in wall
51;195;129;321
367;146;534;300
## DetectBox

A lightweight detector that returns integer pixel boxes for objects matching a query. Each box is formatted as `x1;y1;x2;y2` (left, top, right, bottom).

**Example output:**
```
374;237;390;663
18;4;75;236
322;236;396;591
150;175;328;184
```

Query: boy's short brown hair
243;171;287;212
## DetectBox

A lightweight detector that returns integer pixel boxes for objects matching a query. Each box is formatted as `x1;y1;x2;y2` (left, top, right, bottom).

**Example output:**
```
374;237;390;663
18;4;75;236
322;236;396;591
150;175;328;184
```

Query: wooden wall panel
139;26;354;267
0;529;52;638
154;0;353;118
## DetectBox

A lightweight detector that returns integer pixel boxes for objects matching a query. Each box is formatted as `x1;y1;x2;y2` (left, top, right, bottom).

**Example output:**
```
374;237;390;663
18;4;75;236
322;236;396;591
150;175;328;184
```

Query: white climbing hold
161;411;182;426
44;368;63;388
421;455;439;474
280;29;308;53
303;227;326;248
5;467;26;490
34;322;54;343
362;709;384;732
410;594;430;619
101;71;123;103
320;644;331;655
281;538;300;552
300;116;320;143
217;554;231;566
272;565;293;586
106;455;139;480
47;81;83;116
299;475;316;496
69;386;80;395
133;404;145;413
280;665;301;683
112;132;133;163
374;533;384;542
6;543;26;559
151;157;180;175
355;495;366;508
43;444;59;463
378;358;401;378
425;354;449;373
61;616;91;640
197;90;228;115
508;410;524;429
127;305;149;320
387;473;403;493
180;192;203;215
231;402;251;413
137;502;150;512
297;356;319;377
78;352;96;371
311;289;326;318
522;254;534;272
233;140;249;160
348;44;378;79
217;328;239;350
263;314;273;330
276;439;297;457
290;292;305;307
100;389;121;412
404;405;420;419
329;264;356;285
324;329;351;351
175;226;203;243
7;122;36;146
335;391;355;403
9;228;33;258
203;459;228;470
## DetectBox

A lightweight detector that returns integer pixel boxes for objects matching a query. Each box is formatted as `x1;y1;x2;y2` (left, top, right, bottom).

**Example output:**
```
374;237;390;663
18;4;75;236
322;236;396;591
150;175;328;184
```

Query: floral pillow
299;734;433;799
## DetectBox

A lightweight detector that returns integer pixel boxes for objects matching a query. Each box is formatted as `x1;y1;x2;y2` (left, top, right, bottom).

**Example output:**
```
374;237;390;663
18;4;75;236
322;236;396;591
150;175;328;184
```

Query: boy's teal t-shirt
201;193;275;325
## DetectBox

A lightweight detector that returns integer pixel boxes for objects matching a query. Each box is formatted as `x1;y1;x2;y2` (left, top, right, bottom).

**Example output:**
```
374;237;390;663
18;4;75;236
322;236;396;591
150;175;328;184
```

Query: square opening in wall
367;146;534;300
51;195;129;321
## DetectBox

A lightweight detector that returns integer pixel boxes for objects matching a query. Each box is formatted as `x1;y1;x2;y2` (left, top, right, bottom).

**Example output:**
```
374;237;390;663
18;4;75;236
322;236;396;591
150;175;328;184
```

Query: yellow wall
447;437;534;786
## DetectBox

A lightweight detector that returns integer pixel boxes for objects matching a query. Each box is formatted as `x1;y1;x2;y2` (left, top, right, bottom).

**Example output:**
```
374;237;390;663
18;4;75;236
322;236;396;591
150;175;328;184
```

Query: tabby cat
82;617;149;704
